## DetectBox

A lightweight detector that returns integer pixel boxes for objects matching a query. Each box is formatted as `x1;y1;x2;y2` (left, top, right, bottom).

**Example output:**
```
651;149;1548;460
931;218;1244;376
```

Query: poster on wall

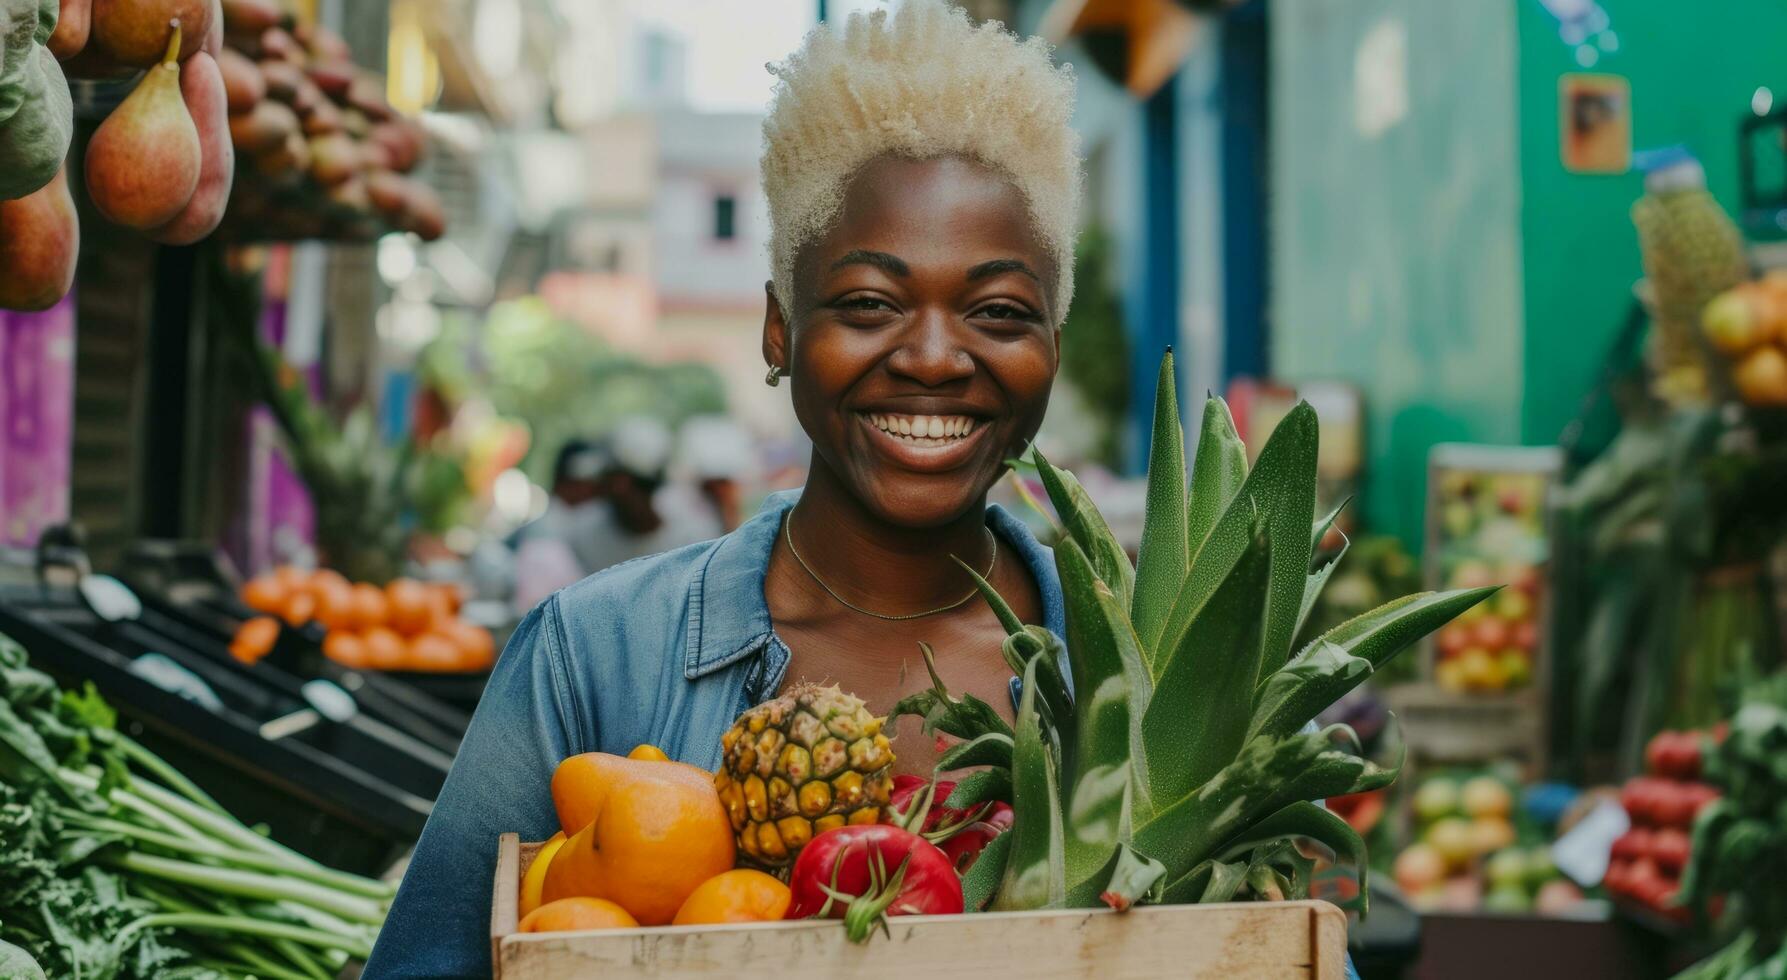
1560;73;1632;174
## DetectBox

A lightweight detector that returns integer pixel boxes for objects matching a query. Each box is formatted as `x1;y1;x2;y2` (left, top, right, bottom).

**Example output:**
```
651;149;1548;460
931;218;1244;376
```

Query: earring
765;365;784;387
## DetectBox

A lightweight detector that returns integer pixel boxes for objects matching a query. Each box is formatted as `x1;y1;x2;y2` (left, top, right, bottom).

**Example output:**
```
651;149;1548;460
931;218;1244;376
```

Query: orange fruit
627;745;669;762
1734;346;1787;406
240;575;287;614
230;616;280;663
519;832;568;920
349;583;389;630
429;581;464;615
272;565;308;592
543;753;735;925
385;579;430;636
441;621;496;671
279;591;317;627
671;870;791;925
322;631;369;669
311;578;356;632
422;587;455;632
406;633;461;672
309;567;350;595
517;897;638;933
362;627;407;670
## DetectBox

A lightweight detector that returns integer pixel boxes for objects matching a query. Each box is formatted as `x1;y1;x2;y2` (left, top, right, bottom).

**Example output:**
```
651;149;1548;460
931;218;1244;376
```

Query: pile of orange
232;566;495;673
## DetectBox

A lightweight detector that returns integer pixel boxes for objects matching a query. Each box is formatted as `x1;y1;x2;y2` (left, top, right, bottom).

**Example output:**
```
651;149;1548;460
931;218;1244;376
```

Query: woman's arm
363;601;581;979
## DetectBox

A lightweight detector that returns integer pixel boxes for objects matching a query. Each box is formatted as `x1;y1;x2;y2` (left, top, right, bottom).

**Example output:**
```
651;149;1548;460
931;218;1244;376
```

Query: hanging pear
0;165;80;312
85;22;200;230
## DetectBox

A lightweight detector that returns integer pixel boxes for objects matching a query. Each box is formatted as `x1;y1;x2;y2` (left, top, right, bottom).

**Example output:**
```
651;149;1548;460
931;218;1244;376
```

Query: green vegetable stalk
0;0;73;200
0;631;395;977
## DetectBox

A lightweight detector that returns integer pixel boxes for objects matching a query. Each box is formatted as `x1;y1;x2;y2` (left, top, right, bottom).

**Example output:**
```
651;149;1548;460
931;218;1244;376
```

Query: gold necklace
782;514;997;621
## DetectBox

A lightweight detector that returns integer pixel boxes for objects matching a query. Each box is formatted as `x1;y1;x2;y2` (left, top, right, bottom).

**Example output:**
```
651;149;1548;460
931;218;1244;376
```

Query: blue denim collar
683;489;1065;680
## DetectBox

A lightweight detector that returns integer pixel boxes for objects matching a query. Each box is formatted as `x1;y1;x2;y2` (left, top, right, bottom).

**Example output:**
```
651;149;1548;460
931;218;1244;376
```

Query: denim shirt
363;492;1065;978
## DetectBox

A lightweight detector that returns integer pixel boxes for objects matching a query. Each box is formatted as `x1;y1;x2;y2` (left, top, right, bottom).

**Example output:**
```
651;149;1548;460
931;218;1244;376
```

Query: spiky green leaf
1132;352;1189;654
1142;530;1271;803
991;656;1066;911
1295;500;1351;640
1034;450;1134;608
960;831;1012;911
888;643;1014;742
1252;588;1497;740
1161;402;1320;682
1185;397;1248;561
944;767;1015;810
1055;538;1153;879
1132;730;1397;881
937;732;1014;773
1216;801;1368;911
1064;842;1168;910
957;556;1025;638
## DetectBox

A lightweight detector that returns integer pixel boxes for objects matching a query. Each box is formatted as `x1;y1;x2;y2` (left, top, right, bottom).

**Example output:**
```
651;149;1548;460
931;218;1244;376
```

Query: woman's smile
855;409;991;472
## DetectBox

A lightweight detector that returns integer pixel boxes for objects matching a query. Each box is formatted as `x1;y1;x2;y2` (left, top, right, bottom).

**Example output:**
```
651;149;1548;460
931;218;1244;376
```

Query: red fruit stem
163;21;184;67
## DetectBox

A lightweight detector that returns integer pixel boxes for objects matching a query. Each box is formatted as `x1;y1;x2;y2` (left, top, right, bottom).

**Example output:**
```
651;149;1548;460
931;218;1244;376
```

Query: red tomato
938;822;1007;877
1626;858;1669;907
1643;731;1672;777
786;825;964;939
1651;828;1690;875
1620;778;1656;824
1603;859;1631;897
1611;828;1653;863
1651;784;1696;829
888;776;1010;835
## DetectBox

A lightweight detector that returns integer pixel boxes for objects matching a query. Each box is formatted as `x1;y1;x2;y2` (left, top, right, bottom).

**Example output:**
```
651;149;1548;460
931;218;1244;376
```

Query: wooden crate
491;834;1349;979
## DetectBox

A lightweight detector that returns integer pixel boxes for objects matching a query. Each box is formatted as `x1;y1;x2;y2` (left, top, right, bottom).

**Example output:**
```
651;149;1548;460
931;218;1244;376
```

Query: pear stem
163;21;183;67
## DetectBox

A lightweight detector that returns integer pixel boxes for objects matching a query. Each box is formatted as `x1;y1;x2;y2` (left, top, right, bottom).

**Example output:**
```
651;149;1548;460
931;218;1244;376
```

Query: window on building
712;194;737;242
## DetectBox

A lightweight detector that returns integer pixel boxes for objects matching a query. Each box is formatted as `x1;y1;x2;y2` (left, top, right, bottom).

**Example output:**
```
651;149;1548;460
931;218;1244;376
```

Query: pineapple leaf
1142;529;1271;805
960;830;1013;911
1132;352;1189;655
992;655;1067;911
1132;729;1392;882
1033;450;1135;608
1246;641;1372;743
888;643;1014;742
1197;860;1250;903
1215;801;1368;912
1184;397;1248;562
937;732;1014;773
1309;496;1350;557
1295;528;1349;644
1002;628;1075;745
1161;402;1320;683
1063;842;1167;910
944;767;1014;809
955;555;1025;637
1254;587;1498;741
1055;538;1154;869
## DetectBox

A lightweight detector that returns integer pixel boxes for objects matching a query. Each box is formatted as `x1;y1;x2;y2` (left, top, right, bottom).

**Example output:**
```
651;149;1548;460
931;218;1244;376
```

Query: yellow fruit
1458;647;1504;692
1393;844;1446;893
1702;286;1776;355
1461;776;1514;819
519;832;567;919
1733;346;1787;406
1435;658;1468;694
1468;816;1516;857
1427;817;1475;872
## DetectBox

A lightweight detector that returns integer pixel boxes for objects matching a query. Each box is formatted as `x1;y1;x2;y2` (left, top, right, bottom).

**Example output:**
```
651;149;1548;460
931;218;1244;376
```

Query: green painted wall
1516;0;1787;445
1273;0;1787;550
1271;1;1525;549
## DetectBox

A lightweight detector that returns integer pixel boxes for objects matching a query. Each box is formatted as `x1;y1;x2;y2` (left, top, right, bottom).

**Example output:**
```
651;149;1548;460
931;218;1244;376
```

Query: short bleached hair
761;0;1082;324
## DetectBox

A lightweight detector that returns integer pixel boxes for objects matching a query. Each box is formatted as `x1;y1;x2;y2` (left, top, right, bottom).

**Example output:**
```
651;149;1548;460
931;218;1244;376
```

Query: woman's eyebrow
830;249;910;277
966;258;1040;283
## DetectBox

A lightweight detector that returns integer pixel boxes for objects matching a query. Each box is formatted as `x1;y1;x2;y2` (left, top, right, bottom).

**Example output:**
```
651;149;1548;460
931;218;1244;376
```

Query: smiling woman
363;3;1086;976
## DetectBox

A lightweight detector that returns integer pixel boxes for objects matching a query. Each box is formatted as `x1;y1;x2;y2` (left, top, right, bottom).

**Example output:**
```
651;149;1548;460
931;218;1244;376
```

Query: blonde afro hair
762;0;1082;323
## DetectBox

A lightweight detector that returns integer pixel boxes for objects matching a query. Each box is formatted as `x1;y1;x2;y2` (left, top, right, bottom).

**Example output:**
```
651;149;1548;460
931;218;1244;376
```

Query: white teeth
866;413;977;444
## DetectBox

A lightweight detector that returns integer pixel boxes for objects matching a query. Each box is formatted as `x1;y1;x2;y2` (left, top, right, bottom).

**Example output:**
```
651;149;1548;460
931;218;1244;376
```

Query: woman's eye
974;302;1038;322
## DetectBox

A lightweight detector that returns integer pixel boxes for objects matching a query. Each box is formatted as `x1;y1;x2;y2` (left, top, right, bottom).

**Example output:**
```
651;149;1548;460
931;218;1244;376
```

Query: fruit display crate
489;835;1349;979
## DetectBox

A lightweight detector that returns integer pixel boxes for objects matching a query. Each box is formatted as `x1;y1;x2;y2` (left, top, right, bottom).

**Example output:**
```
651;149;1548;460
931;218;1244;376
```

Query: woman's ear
762;280;790;373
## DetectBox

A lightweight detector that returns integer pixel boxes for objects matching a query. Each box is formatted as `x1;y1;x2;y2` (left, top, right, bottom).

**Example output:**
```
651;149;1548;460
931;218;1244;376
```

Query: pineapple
896;351;1496;913
715;683;895;869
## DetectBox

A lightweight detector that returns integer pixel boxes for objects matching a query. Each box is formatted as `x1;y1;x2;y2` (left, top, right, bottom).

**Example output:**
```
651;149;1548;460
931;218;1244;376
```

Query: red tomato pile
1603;729;1720;921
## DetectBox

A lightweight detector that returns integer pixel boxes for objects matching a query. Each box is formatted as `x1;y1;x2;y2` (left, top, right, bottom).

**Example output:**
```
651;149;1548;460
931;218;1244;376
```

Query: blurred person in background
510;438;612;612
674;413;759;533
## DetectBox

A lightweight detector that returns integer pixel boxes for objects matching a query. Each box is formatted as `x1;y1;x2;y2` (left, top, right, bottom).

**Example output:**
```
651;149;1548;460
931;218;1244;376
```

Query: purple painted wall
0;299;75;549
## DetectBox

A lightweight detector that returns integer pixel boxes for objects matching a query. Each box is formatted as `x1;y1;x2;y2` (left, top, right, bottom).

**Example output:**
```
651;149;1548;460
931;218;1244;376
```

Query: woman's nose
885;309;974;387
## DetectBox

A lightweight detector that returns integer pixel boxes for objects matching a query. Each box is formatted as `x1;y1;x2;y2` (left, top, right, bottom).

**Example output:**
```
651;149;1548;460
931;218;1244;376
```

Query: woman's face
765;155;1061;529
